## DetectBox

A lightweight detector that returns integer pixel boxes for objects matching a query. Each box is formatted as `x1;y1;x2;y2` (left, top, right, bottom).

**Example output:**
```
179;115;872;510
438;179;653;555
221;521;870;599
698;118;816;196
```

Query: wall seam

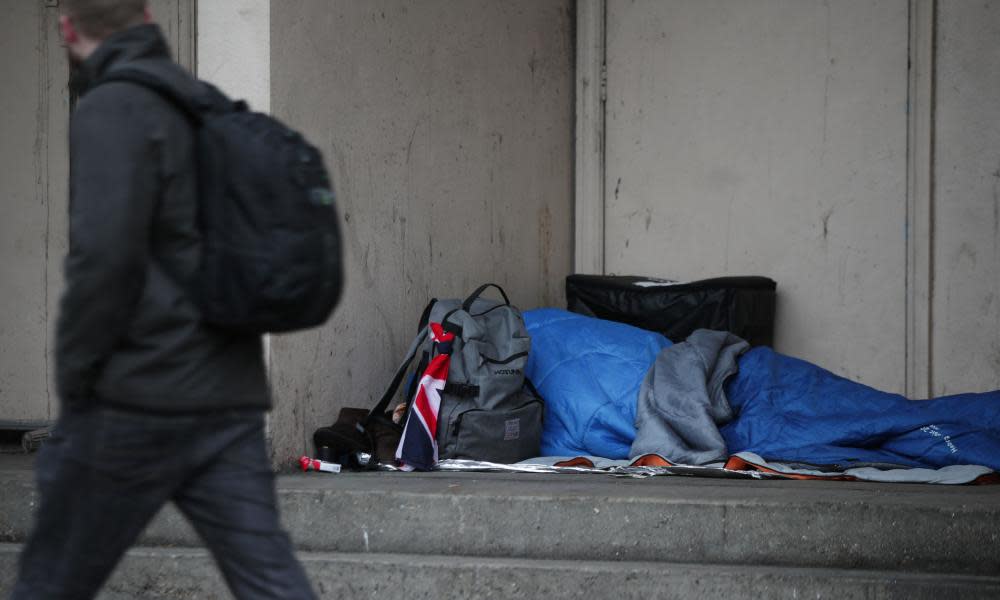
40;3;52;419
905;0;912;396
600;0;608;275
927;0;936;397
574;0;606;275
905;0;935;398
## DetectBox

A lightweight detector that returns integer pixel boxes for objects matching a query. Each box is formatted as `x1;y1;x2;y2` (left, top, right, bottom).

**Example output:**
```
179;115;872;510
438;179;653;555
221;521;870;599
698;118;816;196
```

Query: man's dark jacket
56;24;268;413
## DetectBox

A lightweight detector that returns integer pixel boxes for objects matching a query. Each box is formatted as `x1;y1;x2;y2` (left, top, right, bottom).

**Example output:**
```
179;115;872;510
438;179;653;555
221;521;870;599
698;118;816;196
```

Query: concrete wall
595;0;1000;396
149;0;196;72
932;1;1000;394
0;1;192;428
0;2;68;426
3;0;992;457
603;0;909;392
196;0;269;113
266;1;575;464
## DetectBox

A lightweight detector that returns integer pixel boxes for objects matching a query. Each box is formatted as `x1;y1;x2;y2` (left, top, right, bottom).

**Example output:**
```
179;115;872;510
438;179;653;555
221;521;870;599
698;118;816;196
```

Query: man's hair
62;0;147;40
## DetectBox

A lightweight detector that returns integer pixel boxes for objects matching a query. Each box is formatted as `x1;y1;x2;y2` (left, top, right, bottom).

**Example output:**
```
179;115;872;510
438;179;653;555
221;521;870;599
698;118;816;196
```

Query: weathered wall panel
196;0;269;112
148;0;196;71
0;1;191;427
0;3;69;425
932;1;1000;394
268;1;574;463
603;0;909;392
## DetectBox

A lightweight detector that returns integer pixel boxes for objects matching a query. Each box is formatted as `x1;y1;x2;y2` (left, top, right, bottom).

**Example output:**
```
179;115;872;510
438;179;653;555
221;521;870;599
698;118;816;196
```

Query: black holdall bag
312;407;402;470
566;274;777;346
97;67;343;334
358;284;543;469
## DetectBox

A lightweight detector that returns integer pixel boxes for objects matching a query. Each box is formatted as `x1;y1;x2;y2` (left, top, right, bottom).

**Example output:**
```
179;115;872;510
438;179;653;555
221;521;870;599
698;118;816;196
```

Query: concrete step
2;543;999;600
3;466;998;576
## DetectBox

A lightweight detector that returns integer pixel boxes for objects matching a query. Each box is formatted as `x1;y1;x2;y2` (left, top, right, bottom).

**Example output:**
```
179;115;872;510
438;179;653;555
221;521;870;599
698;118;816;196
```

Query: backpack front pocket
443;396;543;464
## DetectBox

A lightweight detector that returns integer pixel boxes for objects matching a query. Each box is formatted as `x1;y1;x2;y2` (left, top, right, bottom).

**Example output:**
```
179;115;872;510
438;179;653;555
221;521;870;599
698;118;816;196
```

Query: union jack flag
395;322;454;471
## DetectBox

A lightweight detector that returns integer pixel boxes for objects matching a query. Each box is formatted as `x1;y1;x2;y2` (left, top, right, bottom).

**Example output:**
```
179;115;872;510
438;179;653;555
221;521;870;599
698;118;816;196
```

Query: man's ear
59;14;79;45
143;6;152;23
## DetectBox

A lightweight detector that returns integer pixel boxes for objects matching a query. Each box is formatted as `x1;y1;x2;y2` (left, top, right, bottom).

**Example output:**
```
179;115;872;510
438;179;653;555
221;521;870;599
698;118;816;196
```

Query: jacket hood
76;24;171;95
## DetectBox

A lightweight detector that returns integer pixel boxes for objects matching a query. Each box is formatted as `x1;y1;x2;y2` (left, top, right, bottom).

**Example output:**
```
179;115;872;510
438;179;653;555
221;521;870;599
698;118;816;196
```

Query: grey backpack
367;284;542;466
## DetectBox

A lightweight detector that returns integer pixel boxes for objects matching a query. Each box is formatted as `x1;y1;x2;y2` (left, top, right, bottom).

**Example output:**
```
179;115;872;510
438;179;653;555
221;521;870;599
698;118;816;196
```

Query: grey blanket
629;329;750;465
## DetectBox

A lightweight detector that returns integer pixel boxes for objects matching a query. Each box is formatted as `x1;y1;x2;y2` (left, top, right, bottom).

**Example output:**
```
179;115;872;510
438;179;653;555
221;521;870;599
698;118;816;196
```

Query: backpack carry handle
462;283;510;312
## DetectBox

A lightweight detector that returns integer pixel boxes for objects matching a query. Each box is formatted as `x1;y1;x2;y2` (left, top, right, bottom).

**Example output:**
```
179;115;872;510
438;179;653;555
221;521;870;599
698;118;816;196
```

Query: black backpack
98;68;343;333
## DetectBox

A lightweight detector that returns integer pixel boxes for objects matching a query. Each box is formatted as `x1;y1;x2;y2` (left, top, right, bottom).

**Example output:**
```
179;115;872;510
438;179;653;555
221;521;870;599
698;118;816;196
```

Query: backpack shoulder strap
363;327;427;428
363;298;438;427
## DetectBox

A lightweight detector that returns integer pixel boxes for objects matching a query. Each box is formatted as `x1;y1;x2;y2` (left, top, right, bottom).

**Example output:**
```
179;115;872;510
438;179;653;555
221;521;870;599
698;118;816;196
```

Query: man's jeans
11;407;317;600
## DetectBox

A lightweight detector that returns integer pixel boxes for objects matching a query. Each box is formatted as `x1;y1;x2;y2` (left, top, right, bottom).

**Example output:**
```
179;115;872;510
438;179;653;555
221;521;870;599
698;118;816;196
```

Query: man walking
12;1;318;598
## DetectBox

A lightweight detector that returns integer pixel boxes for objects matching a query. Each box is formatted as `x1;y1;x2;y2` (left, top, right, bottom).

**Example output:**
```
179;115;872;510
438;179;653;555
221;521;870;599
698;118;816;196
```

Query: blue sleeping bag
525;308;1000;470
524;309;670;458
